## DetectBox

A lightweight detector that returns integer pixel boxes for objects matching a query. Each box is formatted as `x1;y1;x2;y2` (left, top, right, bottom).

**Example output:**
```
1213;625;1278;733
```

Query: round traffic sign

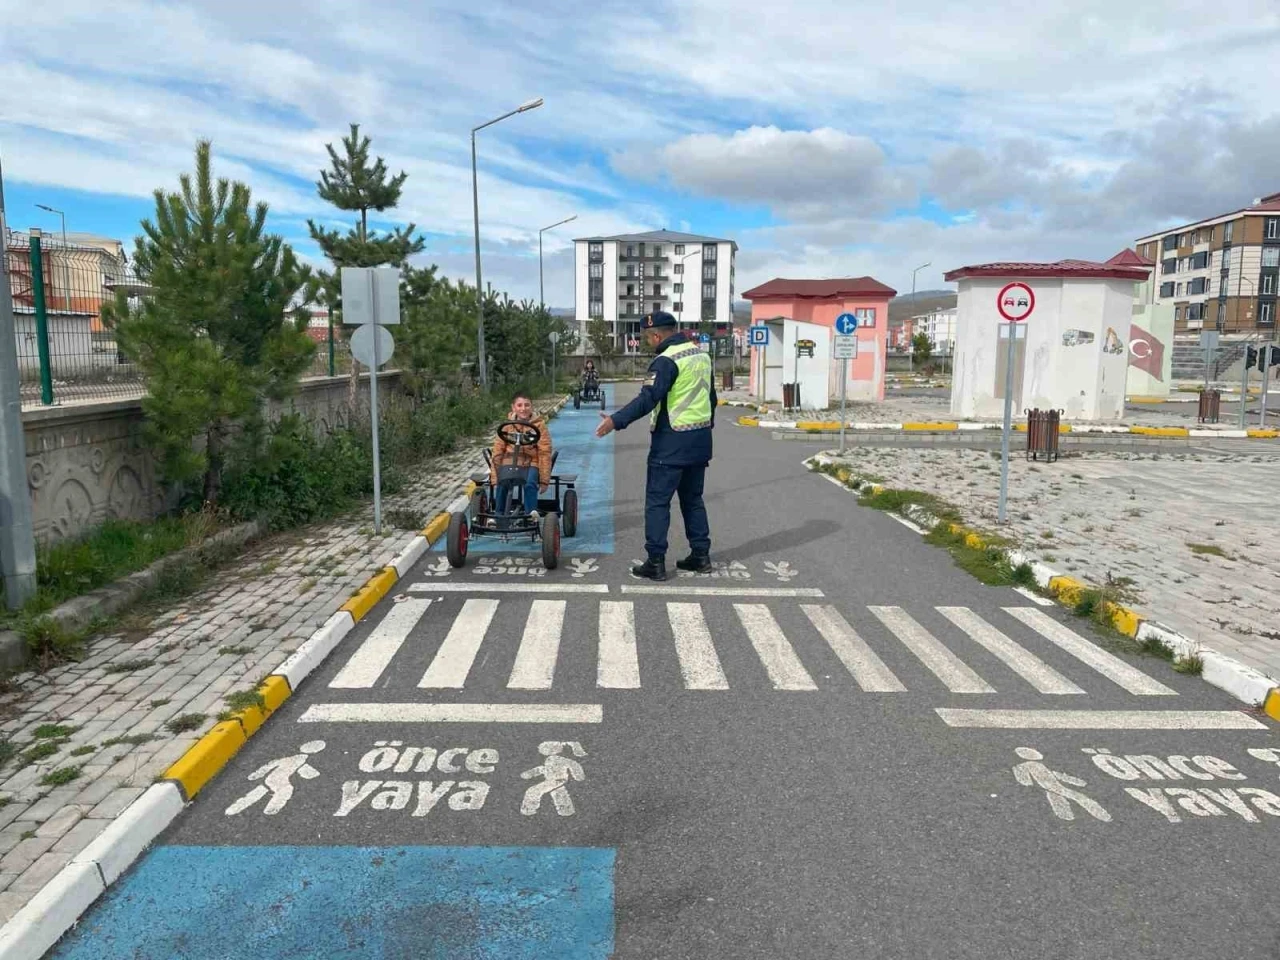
349;323;395;368
835;312;859;335
996;282;1035;322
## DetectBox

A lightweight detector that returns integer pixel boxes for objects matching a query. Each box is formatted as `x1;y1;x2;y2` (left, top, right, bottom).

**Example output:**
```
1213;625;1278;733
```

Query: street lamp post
35;203;70;311
471;97;544;390
908;261;931;373
538;214;576;312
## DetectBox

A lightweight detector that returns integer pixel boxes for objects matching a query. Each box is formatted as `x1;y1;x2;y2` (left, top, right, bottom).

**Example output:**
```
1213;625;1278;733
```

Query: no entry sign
997;282;1035;322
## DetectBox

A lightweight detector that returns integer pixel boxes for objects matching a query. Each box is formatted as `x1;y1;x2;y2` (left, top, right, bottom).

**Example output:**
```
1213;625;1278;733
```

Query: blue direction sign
699;333;710;344
748;325;770;347
835;312;859;335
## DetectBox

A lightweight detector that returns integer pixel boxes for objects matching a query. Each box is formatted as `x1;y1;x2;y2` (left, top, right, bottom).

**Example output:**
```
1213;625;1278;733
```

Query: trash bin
722;371;734;391
1198;389;1221;424
1026;408;1061;462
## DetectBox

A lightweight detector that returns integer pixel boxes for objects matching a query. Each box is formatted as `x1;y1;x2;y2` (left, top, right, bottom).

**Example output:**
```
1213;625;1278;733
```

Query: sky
2;0;1278;307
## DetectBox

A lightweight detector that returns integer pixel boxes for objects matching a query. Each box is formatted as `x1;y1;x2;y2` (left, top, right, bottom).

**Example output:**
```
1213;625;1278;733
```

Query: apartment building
910;307;957;355
1135;191;1280;333
573;230;737;352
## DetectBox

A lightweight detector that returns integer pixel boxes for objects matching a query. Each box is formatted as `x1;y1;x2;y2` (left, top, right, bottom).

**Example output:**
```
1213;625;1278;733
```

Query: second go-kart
446;419;579;570
573;375;606;410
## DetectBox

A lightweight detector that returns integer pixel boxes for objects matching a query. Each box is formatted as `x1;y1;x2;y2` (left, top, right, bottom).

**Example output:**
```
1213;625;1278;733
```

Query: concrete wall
1127;303;1175;397
21;372;399;544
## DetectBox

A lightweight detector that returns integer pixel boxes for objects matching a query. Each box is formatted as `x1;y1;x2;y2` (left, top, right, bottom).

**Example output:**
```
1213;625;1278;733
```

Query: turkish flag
1128;322;1165;382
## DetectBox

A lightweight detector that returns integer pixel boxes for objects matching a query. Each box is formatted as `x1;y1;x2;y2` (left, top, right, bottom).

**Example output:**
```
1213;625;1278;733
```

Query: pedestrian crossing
326;598;1180;698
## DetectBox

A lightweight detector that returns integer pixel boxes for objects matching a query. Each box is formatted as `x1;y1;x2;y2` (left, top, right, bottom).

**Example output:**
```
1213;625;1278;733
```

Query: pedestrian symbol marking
521;741;588;817
1013;747;1111;822
225;740;325;816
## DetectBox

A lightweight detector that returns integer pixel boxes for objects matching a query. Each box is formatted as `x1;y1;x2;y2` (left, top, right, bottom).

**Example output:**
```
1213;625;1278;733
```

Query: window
1162;235;1177;251
855;307;876;328
674;283;683;294
626;245;634;257
1224;221;1234;242
701;283;716;300
1267;218;1279;240
674;244;684;255
1263;248;1280;267
673;301;683;313
1191;252;1209;269
1218;302;1226;326
1161;258;1176;274
1264;275;1276;296
702;243;717;261
652;302;661;313
653;246;663;257
702;301;716;321
1159;282;1175;298
652;284;661;296
1174;282;1183;296
625;284;634;296
588;242;603;261
702;263;717;280
1186;303;1204;321
674;264;683;275
1262;302;1276;326
589;300;603;318
1176;258;1186;272
1188;278;1208;295
637;244;646;258
589;262;603;278
623;303;635;316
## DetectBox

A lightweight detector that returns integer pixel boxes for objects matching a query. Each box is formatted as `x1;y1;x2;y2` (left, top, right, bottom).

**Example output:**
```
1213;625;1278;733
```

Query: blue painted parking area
434;393;615;555
52;845;615;960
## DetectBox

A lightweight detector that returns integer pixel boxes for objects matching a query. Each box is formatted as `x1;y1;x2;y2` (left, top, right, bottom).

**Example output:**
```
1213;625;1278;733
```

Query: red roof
742;277;898;300
1105;248;1154;268
944;258;1151;283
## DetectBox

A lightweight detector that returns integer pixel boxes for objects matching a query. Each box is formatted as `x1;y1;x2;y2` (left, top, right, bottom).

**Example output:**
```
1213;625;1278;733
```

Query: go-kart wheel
446;511;469;568
573;394;581;410
540;513;560;569
562;488;578;537
600;394;607;410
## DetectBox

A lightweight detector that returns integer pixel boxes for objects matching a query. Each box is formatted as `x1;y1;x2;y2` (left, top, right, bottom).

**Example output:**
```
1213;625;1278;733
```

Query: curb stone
743;416;1280;440
0;395;569;960
805;451;1280;715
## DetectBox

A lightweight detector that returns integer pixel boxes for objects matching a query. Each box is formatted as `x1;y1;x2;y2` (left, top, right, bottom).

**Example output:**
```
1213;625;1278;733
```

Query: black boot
676;553;713;573
630;557;667;581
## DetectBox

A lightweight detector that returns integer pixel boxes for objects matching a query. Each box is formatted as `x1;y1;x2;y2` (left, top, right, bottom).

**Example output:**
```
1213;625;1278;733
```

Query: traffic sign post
342;266;401;535
748;325;770;403
833;314;859;454
995;282;1034;523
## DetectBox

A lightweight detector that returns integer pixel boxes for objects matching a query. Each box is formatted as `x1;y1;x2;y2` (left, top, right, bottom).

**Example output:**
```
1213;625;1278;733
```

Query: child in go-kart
582;360;599;386
490;391;552;520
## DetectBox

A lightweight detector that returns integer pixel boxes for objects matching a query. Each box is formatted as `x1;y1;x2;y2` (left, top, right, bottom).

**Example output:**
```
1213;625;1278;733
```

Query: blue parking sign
748;325;770;347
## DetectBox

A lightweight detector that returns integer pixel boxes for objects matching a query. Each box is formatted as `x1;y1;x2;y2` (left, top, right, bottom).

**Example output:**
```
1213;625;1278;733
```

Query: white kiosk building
945;253;1151;421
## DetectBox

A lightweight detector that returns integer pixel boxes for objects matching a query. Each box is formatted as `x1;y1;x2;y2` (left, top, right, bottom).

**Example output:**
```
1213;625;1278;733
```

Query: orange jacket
490;416;552;486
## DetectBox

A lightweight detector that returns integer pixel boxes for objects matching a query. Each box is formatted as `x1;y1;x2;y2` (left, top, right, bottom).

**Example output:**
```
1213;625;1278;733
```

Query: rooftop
1135;191;1280;243
742;277;898;300
575;229;735;248
944;252;1151;283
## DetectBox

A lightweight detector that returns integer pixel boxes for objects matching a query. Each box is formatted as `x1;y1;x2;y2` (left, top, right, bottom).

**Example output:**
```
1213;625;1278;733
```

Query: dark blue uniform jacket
611;331;717;467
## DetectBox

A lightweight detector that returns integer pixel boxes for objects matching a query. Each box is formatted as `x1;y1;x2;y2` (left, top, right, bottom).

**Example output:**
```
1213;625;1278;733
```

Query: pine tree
105;141;314;504
586;318;618;364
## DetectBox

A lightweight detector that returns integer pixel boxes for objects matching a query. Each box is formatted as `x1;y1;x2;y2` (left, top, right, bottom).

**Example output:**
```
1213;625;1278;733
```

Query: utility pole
0;155;38;608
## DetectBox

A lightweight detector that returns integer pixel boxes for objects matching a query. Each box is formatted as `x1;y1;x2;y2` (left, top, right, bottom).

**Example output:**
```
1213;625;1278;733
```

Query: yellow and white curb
805;452;1280;721
745;417;1280;439
0;396;572;960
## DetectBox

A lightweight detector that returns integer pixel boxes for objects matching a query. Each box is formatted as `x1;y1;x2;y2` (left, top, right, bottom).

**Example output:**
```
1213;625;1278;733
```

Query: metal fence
5;229;356;407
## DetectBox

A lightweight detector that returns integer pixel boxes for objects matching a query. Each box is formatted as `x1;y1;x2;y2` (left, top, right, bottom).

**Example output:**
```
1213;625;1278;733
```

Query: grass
858;486;960;524
1187;542;1229;558
923;524;1023;586
1173;655;1204;675
69;745;97;757
149;699;171;709
165;713;206;735
223;689;267;715
385;508;428;531
39;766;82;787
0;741;14;769
297;578;317;595
19;830;35;840
16;740;63;767
101;734;155;748
105;658;156;675
217;646;254;657
32;724;76;740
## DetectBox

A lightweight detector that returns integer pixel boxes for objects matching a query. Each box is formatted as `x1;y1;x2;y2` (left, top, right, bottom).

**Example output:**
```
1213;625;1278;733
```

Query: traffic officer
595;311;716;581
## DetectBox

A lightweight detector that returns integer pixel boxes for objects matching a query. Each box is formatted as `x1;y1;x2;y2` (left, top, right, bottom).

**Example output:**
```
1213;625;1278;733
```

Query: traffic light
1249;345;1264;371
1267;345;1280;372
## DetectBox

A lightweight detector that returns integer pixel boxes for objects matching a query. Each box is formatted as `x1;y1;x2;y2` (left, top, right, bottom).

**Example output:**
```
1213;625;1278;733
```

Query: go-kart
446;419;578;570
574;375;605;410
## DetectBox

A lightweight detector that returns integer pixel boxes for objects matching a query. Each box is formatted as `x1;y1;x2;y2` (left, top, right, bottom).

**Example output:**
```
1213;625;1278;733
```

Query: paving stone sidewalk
0;441;486;923
823;443;1280;685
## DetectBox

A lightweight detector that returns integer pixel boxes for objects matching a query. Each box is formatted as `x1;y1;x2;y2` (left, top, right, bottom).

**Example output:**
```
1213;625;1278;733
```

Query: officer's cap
642;311;677;329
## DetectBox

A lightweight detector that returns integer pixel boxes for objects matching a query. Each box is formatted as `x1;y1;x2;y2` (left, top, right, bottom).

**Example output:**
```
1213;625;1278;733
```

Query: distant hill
889;290;956;325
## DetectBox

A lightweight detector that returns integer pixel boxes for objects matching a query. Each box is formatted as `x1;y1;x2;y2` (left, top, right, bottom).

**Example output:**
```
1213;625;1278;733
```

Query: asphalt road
50;385;1280;960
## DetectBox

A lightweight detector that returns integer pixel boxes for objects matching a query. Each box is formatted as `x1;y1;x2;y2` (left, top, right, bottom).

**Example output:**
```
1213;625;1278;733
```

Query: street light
35;203;70;311
538;214;576;312
908;261;931;372
471;97;544;390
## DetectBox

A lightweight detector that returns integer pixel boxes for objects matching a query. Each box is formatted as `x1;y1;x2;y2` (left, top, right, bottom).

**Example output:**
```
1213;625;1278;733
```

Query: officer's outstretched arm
608;357;678;430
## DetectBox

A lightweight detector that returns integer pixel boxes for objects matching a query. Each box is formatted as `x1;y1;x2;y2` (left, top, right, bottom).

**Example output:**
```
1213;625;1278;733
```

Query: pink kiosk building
742;277;896;407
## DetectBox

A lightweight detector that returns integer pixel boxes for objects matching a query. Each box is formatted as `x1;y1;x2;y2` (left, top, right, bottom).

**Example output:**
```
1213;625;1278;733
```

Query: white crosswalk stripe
1003;607;1178;696
800;605;906;692
418;598;497;689
734;604;818;691
329;599;431;689
868;606;994;694
937;606;1085;695
330;596;1179;699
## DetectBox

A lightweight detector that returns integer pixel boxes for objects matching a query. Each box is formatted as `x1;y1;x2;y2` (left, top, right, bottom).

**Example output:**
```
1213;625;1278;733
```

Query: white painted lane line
418;598;498;688
667;602;730;690
329;599;432;689
508;599;566;690
936;708;1266;730
869;605;994;693
598;601;640;689
886;513;928;535
937;606;1085;695
800;605;906;692
1013;586;1054;606
408;582;610;594
622;585;825;597
734;604;819;691
299;703;604;724
1004;607;1177;696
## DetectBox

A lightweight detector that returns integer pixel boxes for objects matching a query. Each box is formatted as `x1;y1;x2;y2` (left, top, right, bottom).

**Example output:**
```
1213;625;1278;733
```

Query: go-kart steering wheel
497;419;541;447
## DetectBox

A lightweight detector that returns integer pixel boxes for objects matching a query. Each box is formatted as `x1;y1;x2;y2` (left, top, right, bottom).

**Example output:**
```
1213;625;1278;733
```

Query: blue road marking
52;845;615;960
436;397;615;555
